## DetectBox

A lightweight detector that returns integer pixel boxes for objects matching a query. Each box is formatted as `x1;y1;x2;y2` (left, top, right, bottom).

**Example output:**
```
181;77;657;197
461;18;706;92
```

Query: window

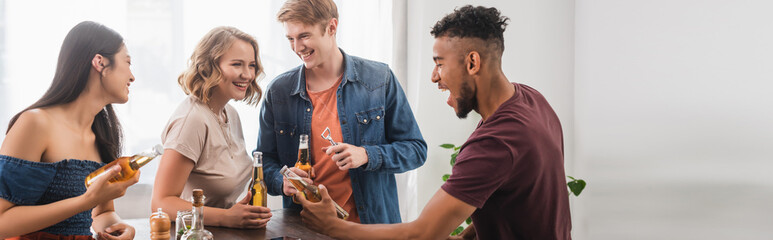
0;0;406;219
0;0;393;184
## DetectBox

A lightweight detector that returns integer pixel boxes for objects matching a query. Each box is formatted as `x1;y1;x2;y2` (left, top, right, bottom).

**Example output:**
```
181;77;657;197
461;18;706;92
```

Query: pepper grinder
150;208;171;240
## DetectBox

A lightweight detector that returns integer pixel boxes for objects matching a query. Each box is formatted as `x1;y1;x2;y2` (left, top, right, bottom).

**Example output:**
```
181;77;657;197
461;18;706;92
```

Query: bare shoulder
0;109;53;161
9;109;54;135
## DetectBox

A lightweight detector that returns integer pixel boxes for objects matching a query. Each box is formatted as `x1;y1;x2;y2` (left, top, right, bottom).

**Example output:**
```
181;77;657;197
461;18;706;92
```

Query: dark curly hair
431;5;509;56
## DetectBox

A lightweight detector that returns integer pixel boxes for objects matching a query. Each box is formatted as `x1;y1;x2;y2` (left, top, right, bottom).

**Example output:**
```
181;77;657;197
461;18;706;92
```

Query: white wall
11;1;771;238
575;0;773;239
404;0;576;227
0;0;398;218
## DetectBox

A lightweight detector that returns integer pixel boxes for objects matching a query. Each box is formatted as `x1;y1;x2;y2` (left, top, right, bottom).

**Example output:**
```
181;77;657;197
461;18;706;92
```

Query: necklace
205;103;234;157
206;105;228;123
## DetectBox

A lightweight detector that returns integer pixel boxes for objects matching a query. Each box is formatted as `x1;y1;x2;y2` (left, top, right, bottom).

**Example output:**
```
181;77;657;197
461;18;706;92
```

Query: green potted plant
440;143;586;236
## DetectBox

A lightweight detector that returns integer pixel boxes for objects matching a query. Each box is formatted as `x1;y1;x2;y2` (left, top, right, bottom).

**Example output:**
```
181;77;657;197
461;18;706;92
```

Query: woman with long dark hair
0;21;137;240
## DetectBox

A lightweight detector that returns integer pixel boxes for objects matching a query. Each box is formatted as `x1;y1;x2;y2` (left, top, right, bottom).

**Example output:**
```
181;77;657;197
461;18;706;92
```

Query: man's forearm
326;219;422;240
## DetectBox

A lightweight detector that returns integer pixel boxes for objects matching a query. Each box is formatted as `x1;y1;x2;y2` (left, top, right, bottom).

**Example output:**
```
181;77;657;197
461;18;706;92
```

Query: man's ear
327;18;338;36
466;51;481;75
91;54;105;72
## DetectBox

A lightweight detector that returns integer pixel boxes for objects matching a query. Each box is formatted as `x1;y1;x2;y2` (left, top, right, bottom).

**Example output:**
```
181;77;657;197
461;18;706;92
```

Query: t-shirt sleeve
441;138;514;208
0;155;57;205
161;112;208;164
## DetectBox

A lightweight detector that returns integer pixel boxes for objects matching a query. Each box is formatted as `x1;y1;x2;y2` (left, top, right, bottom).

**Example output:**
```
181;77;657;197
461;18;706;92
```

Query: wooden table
125;208;334;240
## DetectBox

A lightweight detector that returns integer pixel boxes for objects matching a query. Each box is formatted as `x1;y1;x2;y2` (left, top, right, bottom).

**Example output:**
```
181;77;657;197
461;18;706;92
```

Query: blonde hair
277;0;338;31
178;26;263;105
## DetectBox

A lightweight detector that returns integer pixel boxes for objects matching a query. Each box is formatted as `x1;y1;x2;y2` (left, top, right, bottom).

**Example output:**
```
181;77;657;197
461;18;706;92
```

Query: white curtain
0;0;418;221
389;0;419;222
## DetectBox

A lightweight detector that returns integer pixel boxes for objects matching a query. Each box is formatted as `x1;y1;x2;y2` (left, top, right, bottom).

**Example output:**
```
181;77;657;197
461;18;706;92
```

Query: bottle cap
192;189;204;205
153;144;164;155
280;165;289;175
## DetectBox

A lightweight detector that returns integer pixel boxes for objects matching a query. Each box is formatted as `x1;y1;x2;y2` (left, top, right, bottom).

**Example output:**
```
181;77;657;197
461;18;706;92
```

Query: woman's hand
220;191;273;229
96;222;135;240
83;165;140;207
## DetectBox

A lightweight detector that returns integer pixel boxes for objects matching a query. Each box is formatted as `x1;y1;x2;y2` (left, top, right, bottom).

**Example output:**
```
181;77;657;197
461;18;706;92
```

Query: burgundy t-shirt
441;83;572;240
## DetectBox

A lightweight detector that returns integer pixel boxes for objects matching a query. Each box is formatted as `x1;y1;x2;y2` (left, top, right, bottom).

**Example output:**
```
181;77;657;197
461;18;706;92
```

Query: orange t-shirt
307;77;360;223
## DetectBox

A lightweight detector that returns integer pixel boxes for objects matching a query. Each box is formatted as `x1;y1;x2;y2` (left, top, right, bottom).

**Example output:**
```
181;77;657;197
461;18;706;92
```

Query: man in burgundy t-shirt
441;83;572;239
294;6;572;240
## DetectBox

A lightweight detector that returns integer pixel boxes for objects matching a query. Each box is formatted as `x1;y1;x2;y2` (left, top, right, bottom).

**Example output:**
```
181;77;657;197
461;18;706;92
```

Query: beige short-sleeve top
161;96;252;208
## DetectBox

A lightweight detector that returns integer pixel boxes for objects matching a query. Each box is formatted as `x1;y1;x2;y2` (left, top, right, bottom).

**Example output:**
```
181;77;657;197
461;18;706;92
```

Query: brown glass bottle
294;134;315;178
84;144;163;187
250;152;267;208
280;166;349;220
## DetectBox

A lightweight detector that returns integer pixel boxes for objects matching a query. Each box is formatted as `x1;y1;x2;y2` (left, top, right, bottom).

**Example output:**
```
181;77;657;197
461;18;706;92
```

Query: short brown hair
277;0;338;30
178;26;263;106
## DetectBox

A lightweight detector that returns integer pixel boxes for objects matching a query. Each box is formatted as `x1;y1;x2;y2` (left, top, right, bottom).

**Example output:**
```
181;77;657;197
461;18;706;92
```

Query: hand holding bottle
282;167;313;197
221;191;273;229
297;184;339;235
85;144;162;187
83;164;140;206
281;166;348;219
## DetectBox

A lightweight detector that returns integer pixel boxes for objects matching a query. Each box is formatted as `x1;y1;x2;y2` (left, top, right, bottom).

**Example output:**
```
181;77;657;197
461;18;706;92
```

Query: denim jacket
256;49;427;224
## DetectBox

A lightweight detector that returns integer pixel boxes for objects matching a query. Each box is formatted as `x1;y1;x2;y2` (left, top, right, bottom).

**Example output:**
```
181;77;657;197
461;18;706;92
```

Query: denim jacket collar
289;48;360;99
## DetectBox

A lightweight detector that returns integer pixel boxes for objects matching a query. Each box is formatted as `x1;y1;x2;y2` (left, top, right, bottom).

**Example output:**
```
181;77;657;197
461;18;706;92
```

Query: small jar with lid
150;208;171;240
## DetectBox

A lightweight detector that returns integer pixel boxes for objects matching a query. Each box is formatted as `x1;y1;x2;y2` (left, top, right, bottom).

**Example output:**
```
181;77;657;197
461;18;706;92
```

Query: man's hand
96;222;134;240
283;167;313;197
323;143;368;170
298;184;339;235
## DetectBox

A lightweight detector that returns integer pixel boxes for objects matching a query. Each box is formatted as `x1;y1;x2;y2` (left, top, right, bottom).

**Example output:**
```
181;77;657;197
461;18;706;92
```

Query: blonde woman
151;26;272;228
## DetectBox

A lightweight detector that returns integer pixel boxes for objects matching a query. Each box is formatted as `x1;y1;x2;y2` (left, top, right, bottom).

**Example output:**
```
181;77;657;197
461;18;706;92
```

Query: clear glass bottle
84;144;163;187
250;151;267;208
180;189;213;240
281;166;349;220
294;134;314;178
174;211;191;240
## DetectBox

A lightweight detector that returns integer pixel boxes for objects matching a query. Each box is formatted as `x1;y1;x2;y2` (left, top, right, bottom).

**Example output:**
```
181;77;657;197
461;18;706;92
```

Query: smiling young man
297;5;572;240
256;0;427;224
